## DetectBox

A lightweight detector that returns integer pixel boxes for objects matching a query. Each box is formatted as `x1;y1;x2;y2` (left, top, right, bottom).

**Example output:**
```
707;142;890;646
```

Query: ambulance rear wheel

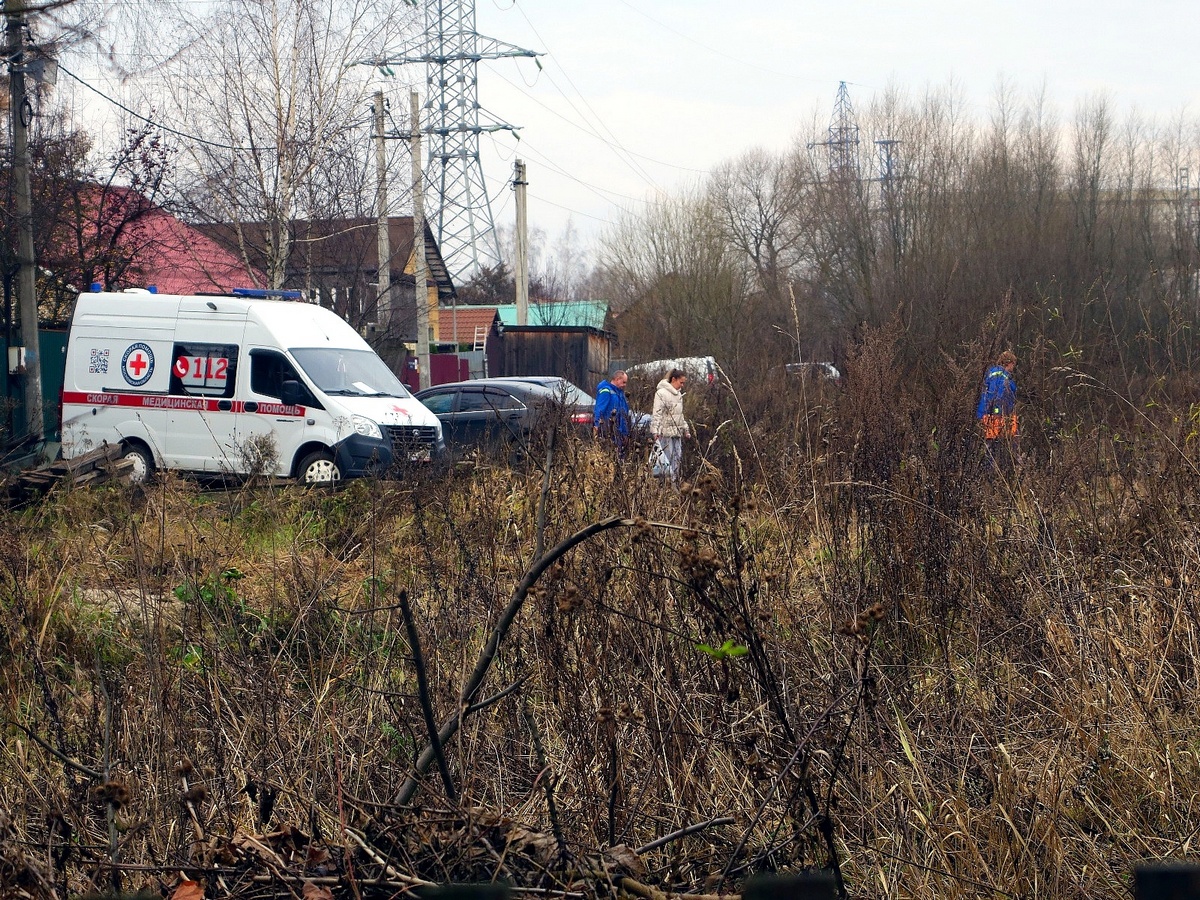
121;442;154;484
298;449;341;484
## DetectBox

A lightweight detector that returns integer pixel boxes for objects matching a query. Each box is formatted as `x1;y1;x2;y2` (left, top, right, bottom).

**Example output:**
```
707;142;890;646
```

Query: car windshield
291;348;412;398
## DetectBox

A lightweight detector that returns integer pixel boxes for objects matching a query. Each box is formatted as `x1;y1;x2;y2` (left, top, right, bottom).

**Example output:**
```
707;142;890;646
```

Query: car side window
489;390;524;410
458;389;523;412
249;349;320;407
457;390;497;413
419;390;457;415
170;342;237;398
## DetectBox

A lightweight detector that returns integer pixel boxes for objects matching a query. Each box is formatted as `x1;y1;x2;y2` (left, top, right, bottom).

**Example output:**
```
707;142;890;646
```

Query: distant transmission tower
876;139;901;187
810;81;860;180
876;138;905;256
369;1;540;283
1179;167;1199;302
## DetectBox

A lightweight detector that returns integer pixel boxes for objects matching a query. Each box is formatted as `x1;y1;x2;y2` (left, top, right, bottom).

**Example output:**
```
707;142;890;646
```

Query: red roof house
119;206;266;295
436;305;499;347
39;184;265;321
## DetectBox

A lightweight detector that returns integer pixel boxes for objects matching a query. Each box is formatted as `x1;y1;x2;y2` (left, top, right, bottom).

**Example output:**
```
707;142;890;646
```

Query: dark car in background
414;377;594;459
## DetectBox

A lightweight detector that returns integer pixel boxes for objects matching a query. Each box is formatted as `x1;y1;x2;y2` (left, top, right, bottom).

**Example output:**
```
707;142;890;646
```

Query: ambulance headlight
351;415;382;439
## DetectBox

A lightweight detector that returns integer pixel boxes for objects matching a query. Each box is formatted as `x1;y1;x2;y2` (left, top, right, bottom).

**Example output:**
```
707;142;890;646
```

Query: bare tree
599;187;783;373
33;121;176;321
707;146;811;313
159;0;418;288
603;78;1200;383
1069;93;1116;275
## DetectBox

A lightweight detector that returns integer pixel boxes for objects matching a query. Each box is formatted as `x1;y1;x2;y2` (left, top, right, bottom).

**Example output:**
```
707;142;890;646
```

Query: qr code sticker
89;349;110;374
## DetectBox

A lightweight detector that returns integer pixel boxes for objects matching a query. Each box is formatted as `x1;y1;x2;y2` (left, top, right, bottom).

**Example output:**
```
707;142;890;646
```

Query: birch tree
162;0;418;288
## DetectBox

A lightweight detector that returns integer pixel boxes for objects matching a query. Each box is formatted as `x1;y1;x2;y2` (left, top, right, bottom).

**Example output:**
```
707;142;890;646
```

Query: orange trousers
981;414;1018;440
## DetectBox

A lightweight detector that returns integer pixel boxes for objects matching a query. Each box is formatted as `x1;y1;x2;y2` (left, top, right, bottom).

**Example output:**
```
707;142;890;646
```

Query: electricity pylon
875;138;905;258
367;0;540;284
810;81;860;180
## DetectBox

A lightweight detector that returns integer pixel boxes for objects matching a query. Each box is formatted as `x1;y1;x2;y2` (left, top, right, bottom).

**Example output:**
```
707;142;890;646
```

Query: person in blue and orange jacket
976;350;1018;465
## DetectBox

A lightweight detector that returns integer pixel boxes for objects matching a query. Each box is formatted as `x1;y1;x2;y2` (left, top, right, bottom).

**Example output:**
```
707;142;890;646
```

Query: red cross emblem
121;342;155;386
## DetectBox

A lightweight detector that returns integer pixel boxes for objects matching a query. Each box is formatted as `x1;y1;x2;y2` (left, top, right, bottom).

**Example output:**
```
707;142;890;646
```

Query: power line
486;151;619;226
525;191;615;224
364;0;540;283
58;63;264;151
486;64;709;175
609;0;831;87
486;132;654;206
504;0;662;190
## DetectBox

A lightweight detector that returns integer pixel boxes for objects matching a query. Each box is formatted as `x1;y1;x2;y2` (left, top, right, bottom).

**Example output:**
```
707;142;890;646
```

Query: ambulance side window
250;349;319;408
170;343;237;398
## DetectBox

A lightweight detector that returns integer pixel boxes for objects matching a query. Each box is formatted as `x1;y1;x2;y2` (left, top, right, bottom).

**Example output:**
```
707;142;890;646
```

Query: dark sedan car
414;377;594;459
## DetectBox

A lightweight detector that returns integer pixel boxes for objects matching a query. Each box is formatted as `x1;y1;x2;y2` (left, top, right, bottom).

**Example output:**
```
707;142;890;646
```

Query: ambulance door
239;348;319;477
165;340;241;473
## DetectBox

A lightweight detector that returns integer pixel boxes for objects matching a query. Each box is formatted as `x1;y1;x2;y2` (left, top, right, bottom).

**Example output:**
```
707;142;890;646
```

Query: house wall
487;330;503;379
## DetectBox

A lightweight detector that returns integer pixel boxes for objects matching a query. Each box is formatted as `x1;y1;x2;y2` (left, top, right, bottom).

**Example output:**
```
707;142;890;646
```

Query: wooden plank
14;443;133;495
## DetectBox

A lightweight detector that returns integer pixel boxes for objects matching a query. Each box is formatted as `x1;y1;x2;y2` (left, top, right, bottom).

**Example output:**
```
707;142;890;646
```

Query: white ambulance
60;288;444;482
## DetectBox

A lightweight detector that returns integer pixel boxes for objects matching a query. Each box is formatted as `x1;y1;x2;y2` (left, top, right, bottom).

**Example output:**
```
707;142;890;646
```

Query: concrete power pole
360;1;540;283
411;91;430;390
374;90;392;330
6;2;44;445
513;159;528;326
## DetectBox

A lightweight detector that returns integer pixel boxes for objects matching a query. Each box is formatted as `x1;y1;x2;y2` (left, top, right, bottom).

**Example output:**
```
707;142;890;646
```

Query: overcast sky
57;0;1198;270
467;0;1197;256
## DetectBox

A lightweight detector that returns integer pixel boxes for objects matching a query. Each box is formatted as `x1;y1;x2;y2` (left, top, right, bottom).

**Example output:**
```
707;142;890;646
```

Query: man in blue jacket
977;350;1018;468
594;370;631;454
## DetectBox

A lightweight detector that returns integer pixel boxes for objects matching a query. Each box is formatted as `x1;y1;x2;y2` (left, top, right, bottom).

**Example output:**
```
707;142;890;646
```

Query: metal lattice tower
810;81;860;180
370;0;539;284
876;139;901;187
875;138;906;258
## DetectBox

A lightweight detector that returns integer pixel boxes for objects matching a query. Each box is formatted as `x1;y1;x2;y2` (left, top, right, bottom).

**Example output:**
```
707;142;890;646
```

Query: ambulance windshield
291;348;412;398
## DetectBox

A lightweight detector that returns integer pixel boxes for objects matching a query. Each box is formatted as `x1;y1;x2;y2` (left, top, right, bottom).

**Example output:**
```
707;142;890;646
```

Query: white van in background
626;356;720;385
61;288;444;482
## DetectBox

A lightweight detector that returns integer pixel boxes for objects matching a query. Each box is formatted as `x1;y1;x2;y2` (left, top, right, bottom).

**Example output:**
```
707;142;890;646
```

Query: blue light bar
232;288;303;301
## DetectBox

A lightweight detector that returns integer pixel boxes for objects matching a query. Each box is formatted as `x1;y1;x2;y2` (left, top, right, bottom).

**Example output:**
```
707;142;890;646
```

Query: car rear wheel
298;449;341;483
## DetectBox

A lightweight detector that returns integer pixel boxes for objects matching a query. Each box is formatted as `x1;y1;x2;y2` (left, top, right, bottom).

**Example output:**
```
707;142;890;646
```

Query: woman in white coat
651;369;690;481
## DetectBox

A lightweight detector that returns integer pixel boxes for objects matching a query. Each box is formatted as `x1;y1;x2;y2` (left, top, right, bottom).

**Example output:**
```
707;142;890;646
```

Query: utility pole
513;159;528;326
6;0;43;446
374;90;392;330
411;91;429;390
359;0;540;283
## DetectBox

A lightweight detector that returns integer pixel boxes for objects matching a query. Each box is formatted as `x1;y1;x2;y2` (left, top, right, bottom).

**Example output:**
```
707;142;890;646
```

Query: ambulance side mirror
281;380;305;407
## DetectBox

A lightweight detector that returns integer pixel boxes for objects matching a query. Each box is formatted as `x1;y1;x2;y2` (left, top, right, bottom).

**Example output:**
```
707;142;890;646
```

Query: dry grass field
3;344;1200;899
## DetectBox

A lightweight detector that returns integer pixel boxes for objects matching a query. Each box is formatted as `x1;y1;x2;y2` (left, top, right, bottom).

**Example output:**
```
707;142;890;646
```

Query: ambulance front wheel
298;449;341;484
121;441;155;484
